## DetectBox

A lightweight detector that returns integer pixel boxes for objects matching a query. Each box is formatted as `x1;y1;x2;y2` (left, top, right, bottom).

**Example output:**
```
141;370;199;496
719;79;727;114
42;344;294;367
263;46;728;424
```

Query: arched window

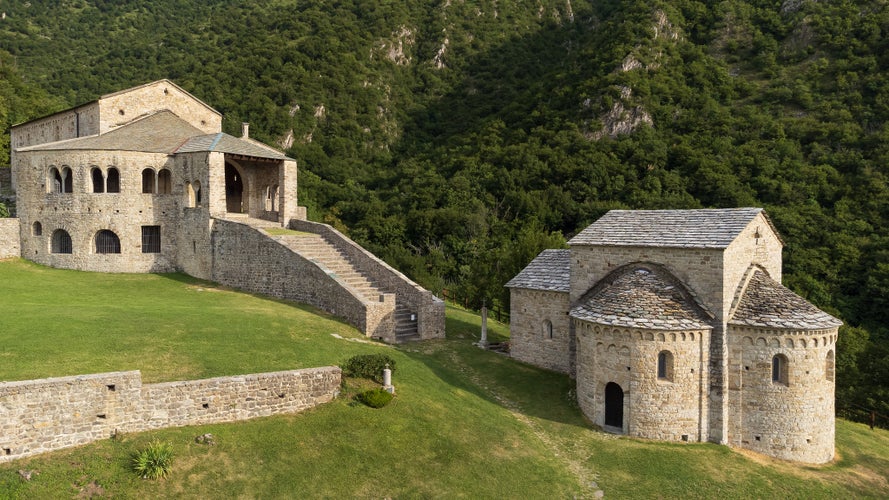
542;320;553;339
107;168;120;193
157;169;172;194
194;180;202;204
48;167;62;193
772;354;789;386
61;167;73;193
95;230;121;254
142;168;156;194
265;186;272;211
91;167;104;193
51;229;72;254
657;351;674;381
272;184;279;211
826;350;835;382
32;221;42;236
186;182;195;207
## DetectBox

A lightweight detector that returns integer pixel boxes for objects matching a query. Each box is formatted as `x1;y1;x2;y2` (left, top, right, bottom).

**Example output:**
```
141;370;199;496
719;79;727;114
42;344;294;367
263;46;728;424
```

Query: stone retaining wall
0;218;21;259
0;366;340;463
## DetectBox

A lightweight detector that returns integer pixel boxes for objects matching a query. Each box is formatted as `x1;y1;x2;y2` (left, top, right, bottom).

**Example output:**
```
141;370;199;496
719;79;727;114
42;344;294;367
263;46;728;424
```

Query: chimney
241;122;249;138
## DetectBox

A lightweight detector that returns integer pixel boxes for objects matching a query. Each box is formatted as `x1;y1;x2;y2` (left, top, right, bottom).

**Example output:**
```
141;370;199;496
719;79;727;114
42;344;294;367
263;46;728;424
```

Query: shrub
356;388;393;408
132;440;174;479
342;353;396;383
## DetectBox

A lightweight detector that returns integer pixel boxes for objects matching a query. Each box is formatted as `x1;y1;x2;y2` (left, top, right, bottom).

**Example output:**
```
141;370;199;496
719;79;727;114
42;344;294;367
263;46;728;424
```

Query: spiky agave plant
132;440;174;479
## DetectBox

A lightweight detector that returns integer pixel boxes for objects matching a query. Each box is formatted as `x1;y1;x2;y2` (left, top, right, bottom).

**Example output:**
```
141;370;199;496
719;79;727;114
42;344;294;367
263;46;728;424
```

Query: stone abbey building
6;80;444;343
507;208;841;463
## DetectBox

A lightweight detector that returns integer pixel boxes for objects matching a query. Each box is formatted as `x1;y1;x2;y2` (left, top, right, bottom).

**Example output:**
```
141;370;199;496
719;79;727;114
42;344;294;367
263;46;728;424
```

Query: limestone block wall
210;218;375;333
98;81;221;134
290;219;445;340
0;218;21;258
509;289;573;375
10;103;99;151
576;322;711;442
727;326;838;463
0;367;340;463
722;214;783;317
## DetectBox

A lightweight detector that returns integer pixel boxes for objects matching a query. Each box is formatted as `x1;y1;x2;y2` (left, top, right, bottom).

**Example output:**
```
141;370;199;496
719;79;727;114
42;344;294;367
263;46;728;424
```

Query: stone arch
225;161;246;213
51;229;72;254
799;338;807;348
756;337;767;346
742;336;753;346
769;338;781;348
657;350;674;381
670;333;676;342
542;319;553;339
61;166;73;193
604;382;624;429
158;169;172;194
107;167;120;193
690;332;695;341
772;354;789;386
91;167;105;193
142;168;157;194
657;333;666;342
95;230;121;254
32;221;42;237
786;338;794;348
645;332;654;341
194;180;202;205
813;338;819;347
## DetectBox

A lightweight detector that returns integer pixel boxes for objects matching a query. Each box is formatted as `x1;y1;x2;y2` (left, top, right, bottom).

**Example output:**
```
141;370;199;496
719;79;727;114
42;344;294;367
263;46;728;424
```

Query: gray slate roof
505;249;570;292
729;269;842;330
18;110;291;160
570;266;712;330
569;208;769;249
18;111;204;154
176;133;290;160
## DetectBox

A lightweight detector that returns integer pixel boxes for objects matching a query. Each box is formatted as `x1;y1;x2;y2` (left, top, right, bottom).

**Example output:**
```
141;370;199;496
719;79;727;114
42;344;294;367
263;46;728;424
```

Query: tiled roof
568;208;767;249
729;268;842;330
570;265;712;330
176;133;290;160
505;249;570;292
17;110;291;161
18;111;203;154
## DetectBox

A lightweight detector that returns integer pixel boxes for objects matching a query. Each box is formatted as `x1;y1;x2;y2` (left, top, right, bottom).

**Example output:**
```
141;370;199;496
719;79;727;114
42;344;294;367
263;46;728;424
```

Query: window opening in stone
194;180;202;204
142;168;156;194
186;182;195;207
657;351;674;381
95;230;121;254
91;167;104;193
48;167;62;193
772;354;789;385
158;169;172;194
826;350;835;382
272;185;279;211
107;167;120;193
265;186;272;211
32;222;42;237
51;229;73;254
62;167;73;193
142;226;161;253
225;162;244;213
543;319;553;339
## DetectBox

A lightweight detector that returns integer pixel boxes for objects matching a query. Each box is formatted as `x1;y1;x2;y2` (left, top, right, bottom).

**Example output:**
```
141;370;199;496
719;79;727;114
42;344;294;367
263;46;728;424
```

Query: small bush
132;440;174;480
342;353;396;383
356;388;393;408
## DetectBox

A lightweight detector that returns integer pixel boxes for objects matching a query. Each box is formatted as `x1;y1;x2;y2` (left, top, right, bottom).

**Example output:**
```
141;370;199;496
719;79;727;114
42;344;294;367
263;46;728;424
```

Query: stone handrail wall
0;218;21;259
210;218;372;333
289;219;445;340
0;367;341;463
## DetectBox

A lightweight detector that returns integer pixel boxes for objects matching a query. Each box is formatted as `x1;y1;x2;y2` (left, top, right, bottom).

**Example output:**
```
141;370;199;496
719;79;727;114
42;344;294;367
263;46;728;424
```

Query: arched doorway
604;382;624;429
225;162;244;213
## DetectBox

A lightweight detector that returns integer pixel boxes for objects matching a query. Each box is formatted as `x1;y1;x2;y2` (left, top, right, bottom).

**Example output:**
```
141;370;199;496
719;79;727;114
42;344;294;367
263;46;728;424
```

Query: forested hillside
1;0;887;419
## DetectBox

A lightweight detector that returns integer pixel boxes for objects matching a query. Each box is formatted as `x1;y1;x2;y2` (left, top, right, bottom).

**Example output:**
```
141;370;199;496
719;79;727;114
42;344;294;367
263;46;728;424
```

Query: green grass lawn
0;258;887;498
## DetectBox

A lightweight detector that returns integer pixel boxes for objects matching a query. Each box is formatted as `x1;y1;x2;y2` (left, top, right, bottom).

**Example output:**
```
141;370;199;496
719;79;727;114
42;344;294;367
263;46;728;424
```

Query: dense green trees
1;0;888;420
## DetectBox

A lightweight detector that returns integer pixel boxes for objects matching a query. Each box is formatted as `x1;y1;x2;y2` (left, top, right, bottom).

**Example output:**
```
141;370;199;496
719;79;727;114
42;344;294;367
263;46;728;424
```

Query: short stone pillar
383;364;395;394
477;304;488;348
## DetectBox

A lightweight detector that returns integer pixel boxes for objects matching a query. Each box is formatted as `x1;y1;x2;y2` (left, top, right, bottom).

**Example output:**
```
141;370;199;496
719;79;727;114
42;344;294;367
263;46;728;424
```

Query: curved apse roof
570;265;712;330
729;268;842;330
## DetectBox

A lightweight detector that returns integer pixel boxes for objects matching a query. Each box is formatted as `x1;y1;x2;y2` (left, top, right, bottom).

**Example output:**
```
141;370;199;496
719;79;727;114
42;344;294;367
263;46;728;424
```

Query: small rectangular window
141;226;161;253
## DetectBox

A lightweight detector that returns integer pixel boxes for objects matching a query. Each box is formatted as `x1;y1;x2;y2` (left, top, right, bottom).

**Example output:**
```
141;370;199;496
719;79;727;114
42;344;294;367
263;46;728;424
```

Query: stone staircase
274;231;420;342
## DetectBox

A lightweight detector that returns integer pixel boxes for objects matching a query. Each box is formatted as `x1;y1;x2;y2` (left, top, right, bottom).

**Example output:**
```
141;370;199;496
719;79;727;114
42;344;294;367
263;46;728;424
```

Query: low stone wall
0;367;340;463
0;218;21;259
290;219;445;340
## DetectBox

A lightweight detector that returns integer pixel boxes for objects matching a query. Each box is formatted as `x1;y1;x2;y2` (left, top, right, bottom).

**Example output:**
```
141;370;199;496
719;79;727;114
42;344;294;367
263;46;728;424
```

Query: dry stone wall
0;218;20;258
0;367;340;463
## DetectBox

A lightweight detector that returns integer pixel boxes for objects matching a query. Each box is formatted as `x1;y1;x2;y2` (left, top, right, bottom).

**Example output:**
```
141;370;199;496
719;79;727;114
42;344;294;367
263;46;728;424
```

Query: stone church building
5;80;443;343
507;208;841;463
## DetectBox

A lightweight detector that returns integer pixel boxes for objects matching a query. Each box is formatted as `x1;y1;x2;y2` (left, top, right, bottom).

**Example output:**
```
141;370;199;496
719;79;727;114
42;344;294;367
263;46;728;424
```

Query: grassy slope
0;259;886;498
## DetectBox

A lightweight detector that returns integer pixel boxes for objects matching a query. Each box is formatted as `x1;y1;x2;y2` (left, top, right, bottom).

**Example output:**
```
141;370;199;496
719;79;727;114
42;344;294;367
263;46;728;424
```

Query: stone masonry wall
290;219;445;340
98;81;221;135
0;367;340;463
210;218;372;332
575;322;711;442
0;218;20;259
509;289;572;375
728;326;838;463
